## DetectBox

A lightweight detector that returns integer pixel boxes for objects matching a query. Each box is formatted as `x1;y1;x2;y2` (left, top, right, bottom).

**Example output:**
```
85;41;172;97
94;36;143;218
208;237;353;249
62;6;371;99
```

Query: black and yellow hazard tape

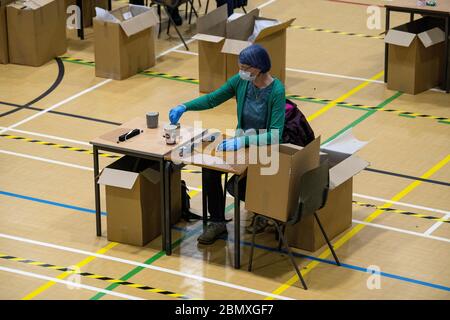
59;56;450;125
290;25;384;40
59;56;95;67
0;253;190;299
0;134;120;159
0;133;204;174
353;201;450;223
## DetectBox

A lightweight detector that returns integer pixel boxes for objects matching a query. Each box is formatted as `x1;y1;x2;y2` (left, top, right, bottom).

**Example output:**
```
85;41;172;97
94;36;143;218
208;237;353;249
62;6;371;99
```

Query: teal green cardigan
183;74;286;147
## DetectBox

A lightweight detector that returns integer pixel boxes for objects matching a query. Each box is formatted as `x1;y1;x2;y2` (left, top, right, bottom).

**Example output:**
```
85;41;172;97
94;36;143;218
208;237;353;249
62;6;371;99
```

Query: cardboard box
0;0;14;64
385;17;445;95
286;130;369;251
245;137;321;222
7;0;67;67
193;5;294;93
65;0;109;28
93;5;158;80
98;156;181;247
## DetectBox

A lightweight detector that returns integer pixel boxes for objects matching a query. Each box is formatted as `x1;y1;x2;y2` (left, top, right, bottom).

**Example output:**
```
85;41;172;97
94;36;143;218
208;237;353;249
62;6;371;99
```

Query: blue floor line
2;189;449;293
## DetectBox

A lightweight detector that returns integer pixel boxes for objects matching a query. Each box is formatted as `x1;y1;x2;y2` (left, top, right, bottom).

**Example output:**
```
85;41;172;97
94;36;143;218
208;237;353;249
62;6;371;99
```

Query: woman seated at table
168;44;286;245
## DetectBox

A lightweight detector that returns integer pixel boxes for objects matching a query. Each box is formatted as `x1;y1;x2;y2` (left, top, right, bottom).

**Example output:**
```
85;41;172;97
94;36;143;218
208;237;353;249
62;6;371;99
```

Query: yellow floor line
266;154;450;299
21;242;118;300
307;71;384;122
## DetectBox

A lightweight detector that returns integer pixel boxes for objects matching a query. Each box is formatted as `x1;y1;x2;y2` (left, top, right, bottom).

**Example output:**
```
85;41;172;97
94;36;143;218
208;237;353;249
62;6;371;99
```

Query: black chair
150;0;199;50
247;161;341;290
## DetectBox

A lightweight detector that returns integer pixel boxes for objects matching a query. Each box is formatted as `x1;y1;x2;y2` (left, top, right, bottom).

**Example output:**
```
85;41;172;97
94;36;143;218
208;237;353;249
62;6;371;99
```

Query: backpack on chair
282;99;315;147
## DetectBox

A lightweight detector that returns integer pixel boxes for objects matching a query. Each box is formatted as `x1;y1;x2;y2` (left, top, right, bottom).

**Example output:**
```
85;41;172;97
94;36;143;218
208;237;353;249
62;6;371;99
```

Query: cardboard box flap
221;39;252;55
329;155;369;189
192;33;225;43
9;0;52;9
140;167;160;184
197;3;227;36
384;29;416;47
120;6;158;37
95;7;121;23
226;8;259;41
98;168;139;189
254;18;295;42
418;27;445;48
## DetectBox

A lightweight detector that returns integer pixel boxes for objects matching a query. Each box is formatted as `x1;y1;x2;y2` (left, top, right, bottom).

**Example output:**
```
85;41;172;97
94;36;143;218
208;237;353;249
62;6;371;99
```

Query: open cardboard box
6;0;67;66
384;17;445;95
98;156;181;247
93;4;158;80
193;5;294;93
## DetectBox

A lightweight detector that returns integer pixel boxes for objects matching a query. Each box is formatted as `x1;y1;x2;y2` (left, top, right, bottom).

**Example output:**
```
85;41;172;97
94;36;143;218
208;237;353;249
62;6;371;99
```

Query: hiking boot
197;222;227;245
245;215;269;234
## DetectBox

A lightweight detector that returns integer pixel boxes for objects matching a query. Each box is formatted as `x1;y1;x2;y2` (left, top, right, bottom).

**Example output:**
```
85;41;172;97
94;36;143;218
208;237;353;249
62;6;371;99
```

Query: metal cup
146;112;159;128
163;124;178;145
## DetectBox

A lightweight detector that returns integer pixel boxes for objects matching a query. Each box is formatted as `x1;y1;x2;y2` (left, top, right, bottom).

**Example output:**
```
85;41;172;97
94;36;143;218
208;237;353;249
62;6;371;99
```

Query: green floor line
322;91;403;145
90;202;235;300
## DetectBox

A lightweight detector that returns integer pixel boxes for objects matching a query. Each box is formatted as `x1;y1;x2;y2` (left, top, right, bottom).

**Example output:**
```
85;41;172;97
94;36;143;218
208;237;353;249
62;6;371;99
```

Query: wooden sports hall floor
0;0;449;300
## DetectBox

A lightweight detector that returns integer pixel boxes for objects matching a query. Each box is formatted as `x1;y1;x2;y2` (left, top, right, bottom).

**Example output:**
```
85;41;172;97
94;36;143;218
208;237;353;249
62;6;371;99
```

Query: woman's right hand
169;105;186;124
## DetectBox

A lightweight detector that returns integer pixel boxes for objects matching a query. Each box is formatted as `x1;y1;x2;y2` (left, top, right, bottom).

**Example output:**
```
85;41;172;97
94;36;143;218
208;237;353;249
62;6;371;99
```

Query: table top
386;0;450;14
164;134;250;175
90;117;205;159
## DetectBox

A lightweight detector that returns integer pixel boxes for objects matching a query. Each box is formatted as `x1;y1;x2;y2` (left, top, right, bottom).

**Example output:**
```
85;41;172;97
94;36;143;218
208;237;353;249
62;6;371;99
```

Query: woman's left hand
216;138;243;151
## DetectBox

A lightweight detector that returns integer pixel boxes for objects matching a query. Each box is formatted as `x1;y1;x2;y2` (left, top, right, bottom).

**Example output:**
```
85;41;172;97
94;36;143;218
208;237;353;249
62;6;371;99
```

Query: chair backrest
288;161;330;225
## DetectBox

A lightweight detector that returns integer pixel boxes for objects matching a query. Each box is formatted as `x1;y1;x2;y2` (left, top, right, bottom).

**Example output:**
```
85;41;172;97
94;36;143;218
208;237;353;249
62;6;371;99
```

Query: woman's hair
238;44;271;73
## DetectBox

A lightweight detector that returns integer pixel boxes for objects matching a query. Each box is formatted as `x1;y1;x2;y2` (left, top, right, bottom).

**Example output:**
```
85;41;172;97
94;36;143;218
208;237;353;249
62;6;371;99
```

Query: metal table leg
76;0;84;40
233;175;241;269
164;161;172;255
159;160;167;252
444;16;450;93
108;0;112;10
384;8;390;83
202;168;208;229
93;146;101;236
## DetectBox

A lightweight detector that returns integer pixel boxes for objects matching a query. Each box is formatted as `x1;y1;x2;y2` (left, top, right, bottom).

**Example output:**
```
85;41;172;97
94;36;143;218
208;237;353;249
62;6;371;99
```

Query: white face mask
239;70;257;82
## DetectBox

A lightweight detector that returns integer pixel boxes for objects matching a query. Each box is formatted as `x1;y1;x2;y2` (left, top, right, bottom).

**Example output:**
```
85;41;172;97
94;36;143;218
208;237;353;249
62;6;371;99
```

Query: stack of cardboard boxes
1;0;67;66
193;5;295;93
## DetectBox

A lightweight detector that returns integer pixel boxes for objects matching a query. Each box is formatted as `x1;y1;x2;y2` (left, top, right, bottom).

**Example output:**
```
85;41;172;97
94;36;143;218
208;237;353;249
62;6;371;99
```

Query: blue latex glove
169;105;186;124
216;138;243;151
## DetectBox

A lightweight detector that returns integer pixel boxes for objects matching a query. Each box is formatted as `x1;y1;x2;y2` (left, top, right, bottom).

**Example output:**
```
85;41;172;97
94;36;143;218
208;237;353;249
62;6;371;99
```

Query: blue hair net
238;44;271;73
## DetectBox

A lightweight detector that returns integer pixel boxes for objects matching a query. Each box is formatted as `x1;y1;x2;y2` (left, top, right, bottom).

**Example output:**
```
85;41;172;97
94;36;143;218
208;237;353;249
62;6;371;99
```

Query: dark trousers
203;168;246;222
